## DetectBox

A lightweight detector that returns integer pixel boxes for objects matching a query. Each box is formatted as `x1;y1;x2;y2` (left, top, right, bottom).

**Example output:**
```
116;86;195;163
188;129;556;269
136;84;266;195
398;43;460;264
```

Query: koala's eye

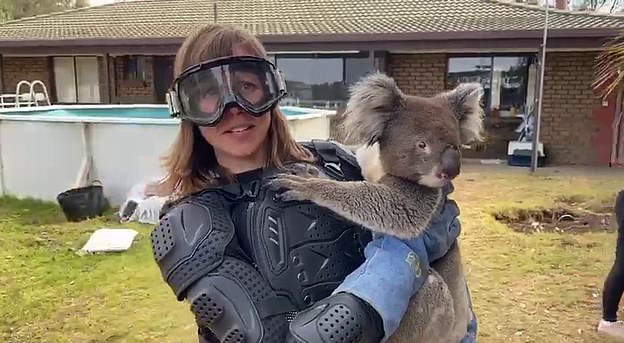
417;141;428;150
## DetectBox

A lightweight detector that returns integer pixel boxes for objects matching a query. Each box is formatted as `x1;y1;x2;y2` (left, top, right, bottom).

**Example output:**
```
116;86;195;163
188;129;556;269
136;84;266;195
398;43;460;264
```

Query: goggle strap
166;90;181;117
277;69;287;93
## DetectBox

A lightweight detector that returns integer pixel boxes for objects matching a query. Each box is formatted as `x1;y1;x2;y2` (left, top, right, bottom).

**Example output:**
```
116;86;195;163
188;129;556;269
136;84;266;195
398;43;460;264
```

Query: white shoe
598;319;624;341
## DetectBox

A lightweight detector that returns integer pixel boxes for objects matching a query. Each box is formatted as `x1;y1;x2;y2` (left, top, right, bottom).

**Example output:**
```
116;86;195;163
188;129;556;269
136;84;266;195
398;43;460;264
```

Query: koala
270;72;483;239
268;72;484;343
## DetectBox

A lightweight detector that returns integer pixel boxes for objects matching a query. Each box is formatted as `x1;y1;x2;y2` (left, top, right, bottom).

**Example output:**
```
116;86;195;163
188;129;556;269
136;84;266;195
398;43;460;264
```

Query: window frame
445;52;538;117
270;51;373;108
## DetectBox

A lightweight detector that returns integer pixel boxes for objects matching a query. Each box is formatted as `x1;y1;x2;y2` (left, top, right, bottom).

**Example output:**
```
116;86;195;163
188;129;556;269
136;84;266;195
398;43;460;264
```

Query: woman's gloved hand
420;196;461;261
398;182;461;262
286;292;384;343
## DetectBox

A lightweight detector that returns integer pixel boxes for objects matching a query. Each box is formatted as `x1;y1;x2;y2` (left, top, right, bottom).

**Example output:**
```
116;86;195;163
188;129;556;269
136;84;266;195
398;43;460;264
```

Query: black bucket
56;182;106;222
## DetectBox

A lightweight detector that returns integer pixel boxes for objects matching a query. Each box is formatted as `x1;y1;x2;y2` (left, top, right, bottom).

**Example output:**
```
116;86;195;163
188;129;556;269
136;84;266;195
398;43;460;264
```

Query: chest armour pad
236;184;371;311
152;191;290;343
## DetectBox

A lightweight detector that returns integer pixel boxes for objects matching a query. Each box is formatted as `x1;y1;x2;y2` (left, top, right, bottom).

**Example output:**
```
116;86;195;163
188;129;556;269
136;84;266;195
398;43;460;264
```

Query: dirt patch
494;205;615;234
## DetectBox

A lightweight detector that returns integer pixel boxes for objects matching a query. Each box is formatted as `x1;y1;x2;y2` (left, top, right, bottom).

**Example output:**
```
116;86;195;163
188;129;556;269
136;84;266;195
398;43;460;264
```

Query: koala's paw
267;174;315;202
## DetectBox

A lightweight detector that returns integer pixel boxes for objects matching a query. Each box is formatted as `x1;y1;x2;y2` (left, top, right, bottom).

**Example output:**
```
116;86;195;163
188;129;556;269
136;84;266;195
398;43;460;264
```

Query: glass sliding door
53;56;100;103
53;57;77;103
75;57;100;103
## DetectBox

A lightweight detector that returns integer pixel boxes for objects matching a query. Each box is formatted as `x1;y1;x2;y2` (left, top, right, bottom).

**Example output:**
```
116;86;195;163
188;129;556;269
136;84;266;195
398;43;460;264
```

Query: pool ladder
0;80;51;108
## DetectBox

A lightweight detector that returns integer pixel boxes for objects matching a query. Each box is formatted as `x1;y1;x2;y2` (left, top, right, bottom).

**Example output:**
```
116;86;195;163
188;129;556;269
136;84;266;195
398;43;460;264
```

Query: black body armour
231;170;371;312
151;140;373;343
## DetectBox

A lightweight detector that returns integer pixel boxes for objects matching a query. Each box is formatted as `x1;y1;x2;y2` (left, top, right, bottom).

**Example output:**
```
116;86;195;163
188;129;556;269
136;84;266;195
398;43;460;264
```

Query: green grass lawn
457;164;623;343
1;163;623;342
0;198;197;342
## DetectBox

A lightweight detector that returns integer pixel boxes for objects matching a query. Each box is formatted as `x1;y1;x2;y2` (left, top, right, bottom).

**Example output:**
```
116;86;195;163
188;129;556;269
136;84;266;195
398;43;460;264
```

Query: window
492;57;532;116
123;55;148;81
272;53;374;108
345;57;374;85
446;55;537;117
276;57;344;107
53;56;100;103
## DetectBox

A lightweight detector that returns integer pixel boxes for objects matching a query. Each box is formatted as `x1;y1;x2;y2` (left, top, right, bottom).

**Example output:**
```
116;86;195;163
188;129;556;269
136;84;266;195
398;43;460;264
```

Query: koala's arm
269;174;443;239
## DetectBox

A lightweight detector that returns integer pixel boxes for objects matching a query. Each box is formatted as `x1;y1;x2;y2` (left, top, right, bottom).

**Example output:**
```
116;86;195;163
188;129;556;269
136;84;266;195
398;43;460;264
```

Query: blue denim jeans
333;198;477;343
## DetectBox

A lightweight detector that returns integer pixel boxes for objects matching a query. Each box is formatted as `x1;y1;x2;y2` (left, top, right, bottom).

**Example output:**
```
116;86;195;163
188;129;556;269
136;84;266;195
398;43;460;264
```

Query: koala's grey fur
269;72;484;343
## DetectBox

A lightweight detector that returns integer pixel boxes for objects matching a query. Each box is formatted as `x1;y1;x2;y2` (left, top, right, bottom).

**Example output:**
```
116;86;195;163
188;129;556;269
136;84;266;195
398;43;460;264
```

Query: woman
598;189;624;341
150;23;476;343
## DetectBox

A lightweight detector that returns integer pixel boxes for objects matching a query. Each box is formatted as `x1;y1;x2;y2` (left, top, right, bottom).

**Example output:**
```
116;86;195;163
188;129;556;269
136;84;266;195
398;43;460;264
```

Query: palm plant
594;32;624;166
594;34;624;97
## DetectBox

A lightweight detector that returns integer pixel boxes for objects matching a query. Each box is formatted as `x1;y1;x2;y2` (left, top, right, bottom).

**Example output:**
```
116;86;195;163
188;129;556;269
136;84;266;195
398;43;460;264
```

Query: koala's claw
273;174;311;187
267;174;302;190
276;189;307;202
267;174;314;202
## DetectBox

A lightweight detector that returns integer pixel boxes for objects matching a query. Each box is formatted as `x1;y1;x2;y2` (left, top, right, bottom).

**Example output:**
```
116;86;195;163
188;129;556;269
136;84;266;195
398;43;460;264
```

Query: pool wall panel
90;123;178;205
0;105;335;208
0;121;84;202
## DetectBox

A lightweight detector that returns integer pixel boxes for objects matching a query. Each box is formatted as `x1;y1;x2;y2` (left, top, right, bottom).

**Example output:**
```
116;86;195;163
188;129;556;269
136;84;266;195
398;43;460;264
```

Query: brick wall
0;52;604;165
332;54;448;143
385;51;605;165
541;51;602;165
3;56;111;104
113;55;154;103
2;57;52;96
387;54;446;96
1;55;158;105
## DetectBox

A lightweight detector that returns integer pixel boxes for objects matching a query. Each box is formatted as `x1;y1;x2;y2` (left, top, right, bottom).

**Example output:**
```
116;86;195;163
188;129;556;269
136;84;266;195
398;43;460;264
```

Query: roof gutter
0;28;619;48
258;28;622;43
0;37;185;47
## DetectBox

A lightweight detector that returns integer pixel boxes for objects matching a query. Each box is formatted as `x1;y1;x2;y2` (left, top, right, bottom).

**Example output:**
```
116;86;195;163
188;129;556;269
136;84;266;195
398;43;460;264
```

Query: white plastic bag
133;196;168;224
119;177;168;225
79;228;139;253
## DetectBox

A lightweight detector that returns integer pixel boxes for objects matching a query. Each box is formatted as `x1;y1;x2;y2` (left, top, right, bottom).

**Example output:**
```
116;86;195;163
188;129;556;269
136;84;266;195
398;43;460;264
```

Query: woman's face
197;46;272;169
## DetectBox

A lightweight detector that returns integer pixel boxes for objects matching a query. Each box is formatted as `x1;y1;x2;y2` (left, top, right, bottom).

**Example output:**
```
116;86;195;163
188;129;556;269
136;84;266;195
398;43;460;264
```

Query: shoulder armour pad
151;191;236;300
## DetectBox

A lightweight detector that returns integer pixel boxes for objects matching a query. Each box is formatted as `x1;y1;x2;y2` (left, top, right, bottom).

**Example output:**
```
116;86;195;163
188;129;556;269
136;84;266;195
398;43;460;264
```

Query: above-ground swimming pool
10;105;318;120
0;104;335;206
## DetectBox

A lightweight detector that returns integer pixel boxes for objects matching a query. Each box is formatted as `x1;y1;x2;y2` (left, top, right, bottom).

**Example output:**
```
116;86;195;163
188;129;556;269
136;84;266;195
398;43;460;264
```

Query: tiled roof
0;0;622;41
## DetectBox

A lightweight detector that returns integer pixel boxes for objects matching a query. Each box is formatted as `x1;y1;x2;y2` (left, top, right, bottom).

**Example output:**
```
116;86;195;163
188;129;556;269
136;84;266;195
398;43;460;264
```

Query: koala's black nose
440;147;461;180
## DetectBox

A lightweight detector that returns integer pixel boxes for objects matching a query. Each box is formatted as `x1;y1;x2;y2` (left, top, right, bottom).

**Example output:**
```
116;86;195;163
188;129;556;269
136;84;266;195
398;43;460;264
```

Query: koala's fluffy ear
340;72;403;146
438;83;485;144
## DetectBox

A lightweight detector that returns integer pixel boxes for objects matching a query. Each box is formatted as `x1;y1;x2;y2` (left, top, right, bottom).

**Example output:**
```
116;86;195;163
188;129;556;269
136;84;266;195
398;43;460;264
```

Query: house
0;0;622;165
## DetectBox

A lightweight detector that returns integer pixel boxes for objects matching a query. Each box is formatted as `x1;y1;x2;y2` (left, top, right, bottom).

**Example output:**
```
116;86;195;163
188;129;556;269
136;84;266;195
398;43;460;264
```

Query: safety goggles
166;55;287;126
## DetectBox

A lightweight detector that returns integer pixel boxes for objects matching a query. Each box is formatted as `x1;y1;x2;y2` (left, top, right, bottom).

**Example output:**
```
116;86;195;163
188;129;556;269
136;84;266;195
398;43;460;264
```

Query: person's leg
603;233;624;322
598;190;624;341
598;236;624;340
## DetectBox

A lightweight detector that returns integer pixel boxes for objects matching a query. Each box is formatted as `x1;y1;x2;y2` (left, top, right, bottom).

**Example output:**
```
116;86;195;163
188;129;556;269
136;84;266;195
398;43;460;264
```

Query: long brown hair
155;24;314;198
